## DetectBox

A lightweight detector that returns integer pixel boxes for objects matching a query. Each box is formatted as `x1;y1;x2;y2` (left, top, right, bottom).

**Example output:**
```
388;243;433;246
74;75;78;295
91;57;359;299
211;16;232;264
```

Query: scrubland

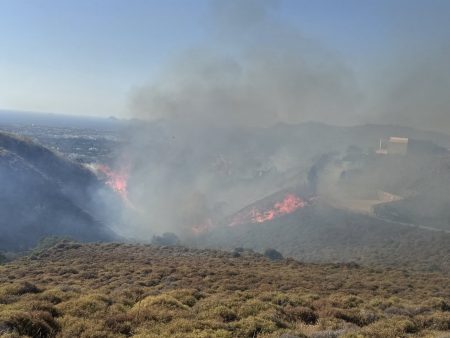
0;242;449;337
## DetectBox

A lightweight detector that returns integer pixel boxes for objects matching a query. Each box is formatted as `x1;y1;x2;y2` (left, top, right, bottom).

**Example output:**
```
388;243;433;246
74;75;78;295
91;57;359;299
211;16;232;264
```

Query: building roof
389;137;409;144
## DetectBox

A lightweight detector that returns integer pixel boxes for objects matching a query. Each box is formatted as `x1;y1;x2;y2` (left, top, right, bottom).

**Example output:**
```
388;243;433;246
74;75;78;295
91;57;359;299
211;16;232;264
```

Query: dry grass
0;241;449;337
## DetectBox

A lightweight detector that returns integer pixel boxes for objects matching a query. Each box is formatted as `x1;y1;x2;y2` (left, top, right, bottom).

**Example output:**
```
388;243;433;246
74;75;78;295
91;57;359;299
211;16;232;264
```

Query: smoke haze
115;0;450;238
131;0;361;128
130;0;450;133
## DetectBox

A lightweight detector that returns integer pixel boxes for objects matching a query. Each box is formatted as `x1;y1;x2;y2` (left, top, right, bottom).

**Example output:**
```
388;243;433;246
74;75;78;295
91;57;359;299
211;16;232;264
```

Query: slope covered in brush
0;133;116;251
199;202;450;273
0;242;448;337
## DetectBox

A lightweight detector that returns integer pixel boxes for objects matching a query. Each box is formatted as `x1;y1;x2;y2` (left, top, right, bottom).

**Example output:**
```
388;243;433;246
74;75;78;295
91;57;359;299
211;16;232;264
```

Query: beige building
377;137;408;155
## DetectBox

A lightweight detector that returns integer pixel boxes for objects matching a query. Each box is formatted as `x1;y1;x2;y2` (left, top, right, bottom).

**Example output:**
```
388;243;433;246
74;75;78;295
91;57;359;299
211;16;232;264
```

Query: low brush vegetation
0;242;449;337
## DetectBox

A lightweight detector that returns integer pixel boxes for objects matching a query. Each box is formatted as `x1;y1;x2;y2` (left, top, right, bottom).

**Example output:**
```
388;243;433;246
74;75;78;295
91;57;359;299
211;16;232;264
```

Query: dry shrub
359;316;419;337
283;305;318;324
129;294;189;323
238;299;273;318
27;300;60;317
212;305;238;322
0;282;40;297
0;310;59;338
104;313;133;335
325;308;378;327
57;294;111;317
424;297;450;312
416;311;450;330
0;243;448;337
57;315;108;338
233;315;279;337
167;289;201;307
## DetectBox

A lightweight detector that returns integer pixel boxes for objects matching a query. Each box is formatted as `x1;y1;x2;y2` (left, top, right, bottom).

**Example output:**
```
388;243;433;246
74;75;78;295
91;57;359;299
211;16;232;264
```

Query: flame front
229;193;307;227
94;164;134;208
96;164;128;196
191;218;213;235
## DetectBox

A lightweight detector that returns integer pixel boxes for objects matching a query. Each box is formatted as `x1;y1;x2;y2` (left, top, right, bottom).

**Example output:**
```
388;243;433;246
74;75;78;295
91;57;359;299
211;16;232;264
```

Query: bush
104;313;133;335
360;317;419;337
151;232;180;246
264;248;283;261
283;306;318;324
234;315;278;337
0;310;59;337
417;312;450;330
0;282;40;297
32;236;73;253
129;294;189;323
57;294;111;317
0;242;448;337
213;306;238;322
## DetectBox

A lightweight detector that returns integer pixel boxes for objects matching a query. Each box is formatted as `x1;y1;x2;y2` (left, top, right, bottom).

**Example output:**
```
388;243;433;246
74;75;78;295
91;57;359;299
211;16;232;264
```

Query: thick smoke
374;47;450;133
116;0;362;239
130;0;361;128
116;0;450;239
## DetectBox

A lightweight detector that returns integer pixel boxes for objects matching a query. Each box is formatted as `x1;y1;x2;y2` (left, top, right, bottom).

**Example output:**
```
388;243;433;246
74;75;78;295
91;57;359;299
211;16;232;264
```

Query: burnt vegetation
0;242;449;337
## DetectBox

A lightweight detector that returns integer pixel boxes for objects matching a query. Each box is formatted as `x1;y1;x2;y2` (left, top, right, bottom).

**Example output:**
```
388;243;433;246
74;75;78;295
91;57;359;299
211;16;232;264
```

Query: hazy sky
1;0;449;120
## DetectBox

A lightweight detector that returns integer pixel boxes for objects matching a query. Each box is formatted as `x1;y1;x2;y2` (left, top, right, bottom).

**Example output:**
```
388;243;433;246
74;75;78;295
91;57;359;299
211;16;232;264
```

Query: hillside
197;202;450;274
0;132;103;210
0;242;449;337
0;132;116;251
119;120;450;237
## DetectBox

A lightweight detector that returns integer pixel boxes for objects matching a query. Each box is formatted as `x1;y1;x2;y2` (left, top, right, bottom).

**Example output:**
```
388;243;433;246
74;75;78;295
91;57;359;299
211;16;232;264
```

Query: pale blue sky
0;0;449;117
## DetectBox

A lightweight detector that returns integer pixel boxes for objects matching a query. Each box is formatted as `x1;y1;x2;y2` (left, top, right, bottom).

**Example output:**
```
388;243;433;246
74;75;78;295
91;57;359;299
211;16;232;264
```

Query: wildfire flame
229;193;307;227
94;163;134;208
98;165;127;196
191;218;213;235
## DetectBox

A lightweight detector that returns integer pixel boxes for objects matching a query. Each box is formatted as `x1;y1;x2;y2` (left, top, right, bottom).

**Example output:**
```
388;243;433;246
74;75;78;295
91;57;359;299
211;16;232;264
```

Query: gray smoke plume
373;47;450;133
130;0;361;128
116;0;450;239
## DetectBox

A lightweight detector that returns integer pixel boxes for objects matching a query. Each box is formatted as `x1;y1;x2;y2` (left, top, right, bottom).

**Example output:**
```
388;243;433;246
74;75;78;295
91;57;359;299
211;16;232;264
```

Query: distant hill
0;132;116;251
0;109;124;130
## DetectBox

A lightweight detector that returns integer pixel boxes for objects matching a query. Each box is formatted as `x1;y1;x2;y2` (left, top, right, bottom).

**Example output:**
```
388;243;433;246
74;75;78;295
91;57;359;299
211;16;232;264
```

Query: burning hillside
187;191;314;235
90;163;136;209
228;191;315;227
95;164;129;199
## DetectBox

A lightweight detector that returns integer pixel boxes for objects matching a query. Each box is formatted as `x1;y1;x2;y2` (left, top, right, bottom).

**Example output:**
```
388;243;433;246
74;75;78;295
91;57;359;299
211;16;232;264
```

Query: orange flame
229;193;306;227
96;164;128;196
95;164;134;208
191;218;214;235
